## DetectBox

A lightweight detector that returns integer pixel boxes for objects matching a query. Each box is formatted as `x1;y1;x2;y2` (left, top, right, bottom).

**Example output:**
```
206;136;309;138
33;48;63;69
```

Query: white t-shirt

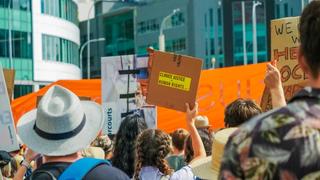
139;165;195;180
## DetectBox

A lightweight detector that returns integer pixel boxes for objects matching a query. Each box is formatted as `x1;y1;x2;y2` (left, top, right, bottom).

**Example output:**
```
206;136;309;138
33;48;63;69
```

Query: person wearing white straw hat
190;128;237;180
15;85;129;180
195;115;211;129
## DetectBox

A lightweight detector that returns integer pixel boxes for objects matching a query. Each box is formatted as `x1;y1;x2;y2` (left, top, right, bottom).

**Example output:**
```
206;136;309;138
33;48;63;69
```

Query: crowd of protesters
1;1;320;179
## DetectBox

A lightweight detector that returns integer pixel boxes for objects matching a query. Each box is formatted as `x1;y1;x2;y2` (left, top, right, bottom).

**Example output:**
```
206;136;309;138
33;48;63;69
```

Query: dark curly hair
224;98;262;127
134;129;173;180
299;0;320;78
184;128;213;164
111;114;147;178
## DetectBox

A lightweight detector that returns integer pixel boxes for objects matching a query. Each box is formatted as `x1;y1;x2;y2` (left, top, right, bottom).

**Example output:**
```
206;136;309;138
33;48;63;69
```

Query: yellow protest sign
158;71;191;92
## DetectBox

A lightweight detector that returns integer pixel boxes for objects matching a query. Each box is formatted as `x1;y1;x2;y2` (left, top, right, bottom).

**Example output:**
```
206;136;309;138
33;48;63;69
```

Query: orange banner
12;63;267;133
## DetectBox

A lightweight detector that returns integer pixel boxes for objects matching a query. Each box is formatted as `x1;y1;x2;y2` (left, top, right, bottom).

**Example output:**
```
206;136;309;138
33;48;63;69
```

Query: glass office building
80;0;313;77
0;0;33;97
41;0;78;25
220;0;310;67
0;0;80;98
104;11;135;56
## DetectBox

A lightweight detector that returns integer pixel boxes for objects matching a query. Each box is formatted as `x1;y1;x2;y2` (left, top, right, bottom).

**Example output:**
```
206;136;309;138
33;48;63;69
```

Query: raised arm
185;103;206;164
264;63;286;108
13;148;38;180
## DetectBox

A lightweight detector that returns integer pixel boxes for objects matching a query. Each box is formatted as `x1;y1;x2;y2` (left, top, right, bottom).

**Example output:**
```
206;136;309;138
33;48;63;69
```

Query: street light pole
241;1;247;65
159;8;180;51
252;0;261;64
80;38;105;79
8;0;13;69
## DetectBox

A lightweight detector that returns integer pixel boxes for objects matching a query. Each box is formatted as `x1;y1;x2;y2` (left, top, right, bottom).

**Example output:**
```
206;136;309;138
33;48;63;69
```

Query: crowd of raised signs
2;1;320;180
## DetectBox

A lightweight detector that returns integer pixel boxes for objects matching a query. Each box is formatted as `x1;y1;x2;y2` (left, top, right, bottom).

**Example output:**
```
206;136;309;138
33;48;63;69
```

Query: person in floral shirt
219;1;320;179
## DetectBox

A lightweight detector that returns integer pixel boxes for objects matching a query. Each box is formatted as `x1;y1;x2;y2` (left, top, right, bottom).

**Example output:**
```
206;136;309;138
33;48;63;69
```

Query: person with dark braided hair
134;103;206;180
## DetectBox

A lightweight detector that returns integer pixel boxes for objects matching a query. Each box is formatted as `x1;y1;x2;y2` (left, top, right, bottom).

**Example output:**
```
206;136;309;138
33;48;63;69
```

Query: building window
209;8;214;27
104;11;135;56
205;40;208;56
166;38;186;52
42;34;79;67
0;0;32;11
171;12;185;27
204;14;207;28
0;30;9;57
284;3;288;17
0;29;32;59
210;38;215;55
218;8;222;26
41;0;78;25
14;85;33;98
276;4;280;18
137;18;159;35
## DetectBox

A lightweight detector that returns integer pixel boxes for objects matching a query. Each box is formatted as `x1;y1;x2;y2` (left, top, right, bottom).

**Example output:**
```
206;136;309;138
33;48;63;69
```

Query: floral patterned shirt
219;87;320;180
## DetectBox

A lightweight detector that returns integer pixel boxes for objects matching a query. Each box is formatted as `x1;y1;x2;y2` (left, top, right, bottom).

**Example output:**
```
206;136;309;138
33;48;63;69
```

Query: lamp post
8;0;13;69
211;57;216;69
242;1;247;65
159;8;180;51
252;0;262;64
86;0;142;79
80;38;105;79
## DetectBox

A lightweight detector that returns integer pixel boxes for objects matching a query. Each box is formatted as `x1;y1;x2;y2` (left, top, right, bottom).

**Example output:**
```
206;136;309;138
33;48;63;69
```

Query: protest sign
146;50;202;112
261;17;308;111
3;69;15;100
260;83;305;112
271;17;307;86
0;66;19;152
101;55;157;135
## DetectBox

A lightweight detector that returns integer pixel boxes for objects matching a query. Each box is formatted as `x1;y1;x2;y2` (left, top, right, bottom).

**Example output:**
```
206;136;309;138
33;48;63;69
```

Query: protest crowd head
112;113;148;178
299;0;320;79
224;98;262;127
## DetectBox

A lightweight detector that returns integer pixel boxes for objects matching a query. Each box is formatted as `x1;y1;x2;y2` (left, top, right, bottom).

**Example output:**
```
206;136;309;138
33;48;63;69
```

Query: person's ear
298;46;311;77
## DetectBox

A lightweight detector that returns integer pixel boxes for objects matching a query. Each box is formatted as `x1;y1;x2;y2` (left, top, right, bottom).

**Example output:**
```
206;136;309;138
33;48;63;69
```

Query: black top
26;161;130;180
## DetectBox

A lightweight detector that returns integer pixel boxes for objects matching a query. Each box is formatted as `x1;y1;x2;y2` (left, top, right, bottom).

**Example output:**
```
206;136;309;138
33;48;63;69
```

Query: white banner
101;55;157;135
0;65;19;152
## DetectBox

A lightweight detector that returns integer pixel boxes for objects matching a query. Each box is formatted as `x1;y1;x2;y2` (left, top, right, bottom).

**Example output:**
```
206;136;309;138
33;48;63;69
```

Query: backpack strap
58;158;111;180
29;170;57;180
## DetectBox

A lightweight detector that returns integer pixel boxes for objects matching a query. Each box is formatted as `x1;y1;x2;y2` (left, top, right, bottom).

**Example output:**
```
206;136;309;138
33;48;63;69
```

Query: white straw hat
17;85;103;156
191;128;237;180
195;115;210;128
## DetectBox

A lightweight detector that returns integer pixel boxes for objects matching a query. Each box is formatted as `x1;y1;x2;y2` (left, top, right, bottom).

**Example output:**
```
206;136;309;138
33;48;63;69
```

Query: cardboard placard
261;17;308;111
271;17;307;86
260;83;305;112
0;66;19;152
3;69;15;100
101;55;157;135
146;50;202;112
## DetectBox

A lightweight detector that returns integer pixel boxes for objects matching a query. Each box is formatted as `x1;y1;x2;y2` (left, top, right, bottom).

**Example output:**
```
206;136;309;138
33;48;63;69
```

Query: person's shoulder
26;162;71;180
171;165;194;180
85;164;130;180
167;155;184;161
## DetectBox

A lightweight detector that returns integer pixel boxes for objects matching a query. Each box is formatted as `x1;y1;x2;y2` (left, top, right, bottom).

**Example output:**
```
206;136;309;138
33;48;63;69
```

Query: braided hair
134;129;173;180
